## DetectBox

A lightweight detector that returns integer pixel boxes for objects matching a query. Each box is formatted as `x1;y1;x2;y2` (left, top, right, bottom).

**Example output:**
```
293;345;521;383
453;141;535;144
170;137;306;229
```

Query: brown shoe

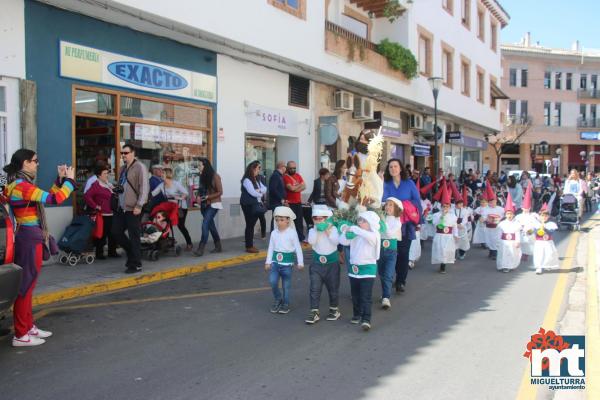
245;247;260;253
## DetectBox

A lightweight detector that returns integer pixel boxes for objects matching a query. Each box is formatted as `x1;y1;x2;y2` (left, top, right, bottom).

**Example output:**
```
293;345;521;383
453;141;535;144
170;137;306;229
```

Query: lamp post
428;77;443;185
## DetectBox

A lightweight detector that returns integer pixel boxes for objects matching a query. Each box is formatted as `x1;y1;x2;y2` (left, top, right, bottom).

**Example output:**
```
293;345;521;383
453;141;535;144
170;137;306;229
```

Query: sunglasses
121;152;131;156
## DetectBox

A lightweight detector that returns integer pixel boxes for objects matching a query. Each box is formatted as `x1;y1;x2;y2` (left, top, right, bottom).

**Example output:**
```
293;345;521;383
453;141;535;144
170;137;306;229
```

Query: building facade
1;0;509;240
491;37;600;176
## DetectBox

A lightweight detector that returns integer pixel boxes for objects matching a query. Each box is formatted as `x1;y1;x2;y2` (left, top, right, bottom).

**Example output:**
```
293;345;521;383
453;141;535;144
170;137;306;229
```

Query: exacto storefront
25;1;217;237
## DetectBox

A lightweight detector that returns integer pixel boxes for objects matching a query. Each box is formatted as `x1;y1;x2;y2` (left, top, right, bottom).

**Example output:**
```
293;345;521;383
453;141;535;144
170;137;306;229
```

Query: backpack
401;200;420;225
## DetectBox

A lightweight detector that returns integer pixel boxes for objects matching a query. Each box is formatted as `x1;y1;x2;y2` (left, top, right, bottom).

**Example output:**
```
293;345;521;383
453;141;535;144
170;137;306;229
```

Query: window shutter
289;75;310;107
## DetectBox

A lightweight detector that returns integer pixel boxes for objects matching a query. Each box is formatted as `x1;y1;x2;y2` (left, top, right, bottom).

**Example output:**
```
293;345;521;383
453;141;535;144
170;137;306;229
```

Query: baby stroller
558;193;580;231
58;214;96;266
141;201;182;261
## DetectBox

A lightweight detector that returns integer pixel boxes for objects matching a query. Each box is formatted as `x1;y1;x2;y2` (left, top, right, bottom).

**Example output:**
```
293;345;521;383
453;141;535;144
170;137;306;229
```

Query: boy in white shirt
265;206;304;314
305;205;341;324
377;198;402;310
339;211;381;331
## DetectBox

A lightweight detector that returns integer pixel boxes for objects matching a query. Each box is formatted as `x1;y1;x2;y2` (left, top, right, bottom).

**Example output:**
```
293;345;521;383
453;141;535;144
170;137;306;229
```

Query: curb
32;251;267;307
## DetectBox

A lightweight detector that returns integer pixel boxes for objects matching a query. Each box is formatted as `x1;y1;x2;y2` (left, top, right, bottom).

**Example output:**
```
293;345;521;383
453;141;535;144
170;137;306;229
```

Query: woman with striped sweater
4;149;75;347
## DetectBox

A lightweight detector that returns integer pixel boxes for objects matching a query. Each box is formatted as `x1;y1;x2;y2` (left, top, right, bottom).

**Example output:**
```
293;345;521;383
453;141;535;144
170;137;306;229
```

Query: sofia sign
246;101;298;135
60;41;217;103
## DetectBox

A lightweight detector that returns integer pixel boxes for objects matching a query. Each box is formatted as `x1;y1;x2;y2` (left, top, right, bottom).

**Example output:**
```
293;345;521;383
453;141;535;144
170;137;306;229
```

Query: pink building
488;35;600;175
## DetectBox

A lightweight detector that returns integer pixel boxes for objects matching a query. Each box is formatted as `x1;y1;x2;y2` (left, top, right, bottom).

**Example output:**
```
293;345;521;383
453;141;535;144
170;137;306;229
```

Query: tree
486;116;532;174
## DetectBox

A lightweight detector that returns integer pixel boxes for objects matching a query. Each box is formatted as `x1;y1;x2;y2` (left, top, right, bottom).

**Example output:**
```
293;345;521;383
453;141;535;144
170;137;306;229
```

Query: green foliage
376;39;418;79
383;0;405;23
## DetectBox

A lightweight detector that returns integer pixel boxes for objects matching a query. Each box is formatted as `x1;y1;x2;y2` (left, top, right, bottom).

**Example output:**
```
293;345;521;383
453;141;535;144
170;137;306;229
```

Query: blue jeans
269;263;293;305
200;206;220;244
349;277;375;323
377;248;397;299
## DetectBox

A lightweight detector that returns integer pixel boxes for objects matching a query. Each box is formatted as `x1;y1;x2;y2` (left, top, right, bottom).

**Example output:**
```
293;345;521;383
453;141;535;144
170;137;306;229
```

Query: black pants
288;203;305;241
395;236;411;287
259;212;266;237
270;208;276;233
309;262;340;310
241;204;259;248
349;277;374;322
94;215;117;256
112;210;142;269
585;196;592;213
177;209;192;246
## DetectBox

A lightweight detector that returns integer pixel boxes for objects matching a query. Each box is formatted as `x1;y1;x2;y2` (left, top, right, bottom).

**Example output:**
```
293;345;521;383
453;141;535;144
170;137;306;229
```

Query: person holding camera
84;163;119;259
194;158;223;256
4;149;76;347
112;144;149;274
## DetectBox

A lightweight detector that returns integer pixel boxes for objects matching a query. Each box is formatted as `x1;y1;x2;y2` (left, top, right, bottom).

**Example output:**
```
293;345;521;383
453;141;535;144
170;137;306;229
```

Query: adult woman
520;171;532;191
325;159;346;208
382;159;422;293
4;149;75;346
240;160;267;253
563;169;585;217
194;158;223;256
506;175;523;211
153;167;192;250
585;172;594;212
84;164;119;259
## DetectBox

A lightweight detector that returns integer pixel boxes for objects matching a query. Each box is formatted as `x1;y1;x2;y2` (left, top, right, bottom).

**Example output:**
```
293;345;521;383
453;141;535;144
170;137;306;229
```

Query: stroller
141;201;182;261
58;214;97;266
558;193;580;231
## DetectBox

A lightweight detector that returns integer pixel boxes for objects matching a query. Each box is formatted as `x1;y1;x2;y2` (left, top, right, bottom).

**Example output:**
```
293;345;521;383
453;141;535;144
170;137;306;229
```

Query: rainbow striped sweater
5;178;75;226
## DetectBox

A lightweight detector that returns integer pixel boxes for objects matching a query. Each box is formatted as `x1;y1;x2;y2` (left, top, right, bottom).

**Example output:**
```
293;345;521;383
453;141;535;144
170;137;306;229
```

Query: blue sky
500;0;600;50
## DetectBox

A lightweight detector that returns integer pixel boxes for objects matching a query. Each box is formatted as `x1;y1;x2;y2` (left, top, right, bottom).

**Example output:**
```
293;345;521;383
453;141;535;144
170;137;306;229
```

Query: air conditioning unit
418;121;442;141
408;114;423;130
353;97;374;120
334;90;354;111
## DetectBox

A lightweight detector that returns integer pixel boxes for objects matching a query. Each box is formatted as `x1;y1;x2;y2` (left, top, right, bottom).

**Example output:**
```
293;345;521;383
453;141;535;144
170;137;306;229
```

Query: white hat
385;197;404;210
152;164;165;170
273;206;296;220
358;211;381;232
312;204;333;218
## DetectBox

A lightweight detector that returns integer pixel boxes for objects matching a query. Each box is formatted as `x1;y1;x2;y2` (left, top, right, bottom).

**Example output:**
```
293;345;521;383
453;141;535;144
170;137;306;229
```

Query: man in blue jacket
268;161;287;231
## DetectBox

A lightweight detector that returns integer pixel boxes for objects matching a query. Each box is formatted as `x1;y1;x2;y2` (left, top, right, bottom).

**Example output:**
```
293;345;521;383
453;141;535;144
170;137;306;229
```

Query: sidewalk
33;235;272;307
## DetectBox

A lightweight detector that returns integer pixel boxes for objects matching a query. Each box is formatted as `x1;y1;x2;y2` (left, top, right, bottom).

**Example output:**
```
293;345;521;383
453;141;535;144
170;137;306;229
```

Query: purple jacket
14;225;45;296
84;181;113;214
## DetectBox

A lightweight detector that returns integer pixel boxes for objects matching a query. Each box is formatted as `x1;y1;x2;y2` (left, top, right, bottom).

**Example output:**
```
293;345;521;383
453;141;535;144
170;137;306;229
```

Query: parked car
0;192;22;327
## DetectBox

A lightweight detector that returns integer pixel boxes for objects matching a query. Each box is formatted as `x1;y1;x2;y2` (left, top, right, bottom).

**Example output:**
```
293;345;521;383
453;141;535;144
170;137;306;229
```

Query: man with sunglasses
112;144;149;273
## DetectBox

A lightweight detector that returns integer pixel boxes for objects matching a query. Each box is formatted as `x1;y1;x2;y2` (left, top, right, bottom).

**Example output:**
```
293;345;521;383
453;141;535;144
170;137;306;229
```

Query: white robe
425;202;441;241
454;207;471;252
420;199;433;240
532;221;560;270
409;230;421;261
464;207;474;243
482;206;505;251
472;207;486;245
515;212;539;256
496;219;522;270
431;212;458;264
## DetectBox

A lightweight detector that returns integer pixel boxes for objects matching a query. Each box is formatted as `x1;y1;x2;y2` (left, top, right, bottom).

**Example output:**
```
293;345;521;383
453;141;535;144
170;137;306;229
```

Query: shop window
268;0;306;19
245;134;277;181
289;75;310;108
75;90;115;115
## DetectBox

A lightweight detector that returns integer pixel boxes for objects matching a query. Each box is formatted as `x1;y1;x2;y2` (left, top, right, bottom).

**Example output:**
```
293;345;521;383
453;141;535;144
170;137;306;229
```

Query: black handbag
251;201;266;217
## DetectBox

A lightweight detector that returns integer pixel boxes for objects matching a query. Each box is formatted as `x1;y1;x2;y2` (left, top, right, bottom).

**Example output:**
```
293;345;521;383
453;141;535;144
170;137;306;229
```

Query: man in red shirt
283;161;306;241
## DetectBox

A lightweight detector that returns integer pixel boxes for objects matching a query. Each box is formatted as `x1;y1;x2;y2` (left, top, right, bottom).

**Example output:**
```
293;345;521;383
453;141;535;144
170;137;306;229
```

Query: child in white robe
532;204;560;274
496;193;522;272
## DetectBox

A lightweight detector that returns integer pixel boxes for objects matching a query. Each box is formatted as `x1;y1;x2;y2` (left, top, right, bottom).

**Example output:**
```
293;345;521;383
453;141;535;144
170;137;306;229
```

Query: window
592;104;597;121
509;68;517;87
340;14;368;39
521;69;528;87
544;71;551;89
581;104;587;119
554;102;562;126
555;72;562;90
0;86;5;112
441;43;454;88
508;100;516;116
544;102;551;126
581;73;587;90
566;73;572;90
268;0;305;19
461;57;471;96
490;21;498;52
592;74;598;90
418;28;433;76
534;144;550;155
476;68;484;103
289;74;310;107
490;76;497;108
477;8;485;40
520;100;528;118
442;0;453;14
461;0;471;29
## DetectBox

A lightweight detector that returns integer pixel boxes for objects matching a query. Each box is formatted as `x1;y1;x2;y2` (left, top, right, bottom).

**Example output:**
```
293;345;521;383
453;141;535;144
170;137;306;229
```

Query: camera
113;184;124;194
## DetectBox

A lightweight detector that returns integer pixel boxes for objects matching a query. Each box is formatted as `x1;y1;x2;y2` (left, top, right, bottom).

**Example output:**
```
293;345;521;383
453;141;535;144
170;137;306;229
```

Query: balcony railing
577;88;600;99
505;114;532;126
577;117;600;128
325;20;377;51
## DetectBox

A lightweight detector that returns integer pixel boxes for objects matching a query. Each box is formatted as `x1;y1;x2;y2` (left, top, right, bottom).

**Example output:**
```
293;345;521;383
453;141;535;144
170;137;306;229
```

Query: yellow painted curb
587;228;600;398
32;251;267;307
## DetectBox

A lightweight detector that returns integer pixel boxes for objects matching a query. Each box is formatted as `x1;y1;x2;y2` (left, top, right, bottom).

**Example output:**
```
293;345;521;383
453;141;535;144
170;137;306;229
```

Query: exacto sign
107;62;187;90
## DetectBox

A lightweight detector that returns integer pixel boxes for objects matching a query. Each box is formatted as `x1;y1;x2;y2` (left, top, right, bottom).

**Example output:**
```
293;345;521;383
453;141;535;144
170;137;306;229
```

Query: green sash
312;251;339;265
272;251;296;264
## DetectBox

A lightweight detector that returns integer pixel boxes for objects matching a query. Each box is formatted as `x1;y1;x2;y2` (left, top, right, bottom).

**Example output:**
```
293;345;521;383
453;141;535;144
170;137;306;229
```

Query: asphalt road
0;229;578;400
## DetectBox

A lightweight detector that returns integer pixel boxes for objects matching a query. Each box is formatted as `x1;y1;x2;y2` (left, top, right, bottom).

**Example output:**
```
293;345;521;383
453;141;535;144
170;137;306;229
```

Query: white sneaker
381;298;391;310
29;325;53;339
12;334;45;347
536;268;543;275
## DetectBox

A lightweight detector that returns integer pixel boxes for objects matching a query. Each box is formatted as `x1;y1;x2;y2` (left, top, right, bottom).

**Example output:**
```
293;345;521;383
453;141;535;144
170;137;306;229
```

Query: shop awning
491;82;509;100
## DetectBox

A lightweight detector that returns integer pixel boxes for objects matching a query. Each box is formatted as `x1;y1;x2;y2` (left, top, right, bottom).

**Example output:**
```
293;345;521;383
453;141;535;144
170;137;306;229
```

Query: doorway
245;134;277;183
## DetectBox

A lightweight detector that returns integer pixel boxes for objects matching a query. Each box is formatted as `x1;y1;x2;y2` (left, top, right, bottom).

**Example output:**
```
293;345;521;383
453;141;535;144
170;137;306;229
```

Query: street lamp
428;76;443;184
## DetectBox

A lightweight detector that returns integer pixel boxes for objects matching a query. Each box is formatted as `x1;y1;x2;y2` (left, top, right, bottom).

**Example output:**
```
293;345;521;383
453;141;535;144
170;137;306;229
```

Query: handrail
325;20;378;52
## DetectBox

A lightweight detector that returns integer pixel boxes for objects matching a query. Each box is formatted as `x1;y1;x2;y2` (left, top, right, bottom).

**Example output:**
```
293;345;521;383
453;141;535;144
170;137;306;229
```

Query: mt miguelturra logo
107;61;188;90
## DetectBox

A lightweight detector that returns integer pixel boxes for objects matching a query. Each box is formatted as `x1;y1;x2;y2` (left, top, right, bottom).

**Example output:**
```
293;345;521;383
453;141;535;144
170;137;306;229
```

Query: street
0;229;578;400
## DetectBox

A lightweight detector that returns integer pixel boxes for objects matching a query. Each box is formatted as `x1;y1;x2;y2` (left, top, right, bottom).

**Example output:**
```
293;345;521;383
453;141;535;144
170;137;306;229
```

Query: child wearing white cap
265;206;304;314
378;198;402;310
531;205;559;275
339;210;381;331
305;205;341;324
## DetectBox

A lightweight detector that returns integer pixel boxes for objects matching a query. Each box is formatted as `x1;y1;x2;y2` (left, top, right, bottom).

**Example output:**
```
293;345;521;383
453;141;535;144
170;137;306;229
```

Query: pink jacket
84;181;113;215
